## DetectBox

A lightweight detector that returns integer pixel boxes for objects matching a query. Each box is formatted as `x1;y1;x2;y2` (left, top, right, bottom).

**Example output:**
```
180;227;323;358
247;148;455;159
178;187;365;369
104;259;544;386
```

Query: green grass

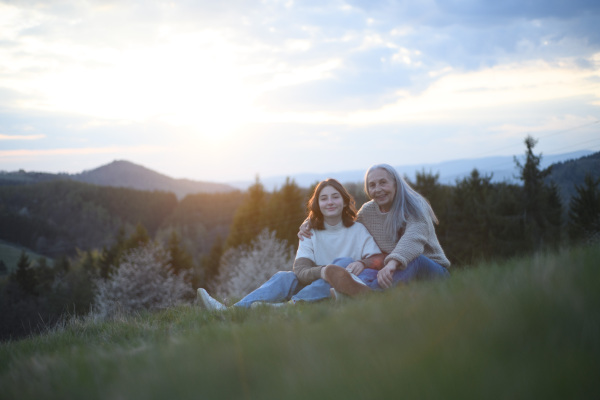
1;245;598;400
0;240;52;273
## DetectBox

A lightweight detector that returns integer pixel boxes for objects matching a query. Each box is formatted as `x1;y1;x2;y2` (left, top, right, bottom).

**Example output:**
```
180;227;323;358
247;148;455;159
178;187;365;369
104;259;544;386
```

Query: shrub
210;229;294;301
93;243;193;318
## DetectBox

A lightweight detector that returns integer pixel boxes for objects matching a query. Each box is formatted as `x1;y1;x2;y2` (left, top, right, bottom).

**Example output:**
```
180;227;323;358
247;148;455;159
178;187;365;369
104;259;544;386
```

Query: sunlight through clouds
0;0;599;181
346;57;600;125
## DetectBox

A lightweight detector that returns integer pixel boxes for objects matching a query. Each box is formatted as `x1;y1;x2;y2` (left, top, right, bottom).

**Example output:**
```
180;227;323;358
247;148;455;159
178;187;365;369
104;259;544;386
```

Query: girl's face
318;185;345;223
367;168;396;212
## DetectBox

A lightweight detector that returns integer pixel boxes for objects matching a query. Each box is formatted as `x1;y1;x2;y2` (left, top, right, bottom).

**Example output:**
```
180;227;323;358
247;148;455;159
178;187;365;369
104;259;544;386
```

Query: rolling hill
72;160;236;199
0;160;237;199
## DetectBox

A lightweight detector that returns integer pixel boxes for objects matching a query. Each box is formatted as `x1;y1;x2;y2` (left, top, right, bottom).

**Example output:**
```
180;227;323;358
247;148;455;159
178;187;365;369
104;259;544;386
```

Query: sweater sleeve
293;257;323;284
384;215;430;269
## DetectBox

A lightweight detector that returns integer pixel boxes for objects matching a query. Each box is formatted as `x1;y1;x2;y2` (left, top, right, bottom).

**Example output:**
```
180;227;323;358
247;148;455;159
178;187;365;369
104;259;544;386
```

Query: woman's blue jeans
233;255;449;308
358;255;450;290
234;257;353;308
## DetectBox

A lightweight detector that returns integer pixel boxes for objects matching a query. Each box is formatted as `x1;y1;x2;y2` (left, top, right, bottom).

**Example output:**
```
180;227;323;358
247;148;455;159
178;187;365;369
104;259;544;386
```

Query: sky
1;0;599;183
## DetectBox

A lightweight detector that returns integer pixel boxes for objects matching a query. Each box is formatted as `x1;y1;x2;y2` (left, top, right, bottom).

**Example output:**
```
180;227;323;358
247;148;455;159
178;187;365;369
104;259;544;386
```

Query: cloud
0;145;163;158
0;134;45;140
0;0;599;180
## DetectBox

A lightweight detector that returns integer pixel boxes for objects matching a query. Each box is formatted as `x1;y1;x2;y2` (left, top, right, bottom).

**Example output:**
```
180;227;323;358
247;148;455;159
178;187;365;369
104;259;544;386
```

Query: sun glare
27;31;260;139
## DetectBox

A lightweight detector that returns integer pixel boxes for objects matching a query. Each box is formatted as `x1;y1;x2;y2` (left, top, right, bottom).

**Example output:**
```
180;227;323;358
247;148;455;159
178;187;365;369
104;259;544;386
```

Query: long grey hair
364;164;438;242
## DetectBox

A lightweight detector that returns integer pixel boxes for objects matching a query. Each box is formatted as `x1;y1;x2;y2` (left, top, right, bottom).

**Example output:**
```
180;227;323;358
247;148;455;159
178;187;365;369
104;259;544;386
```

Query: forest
1;136;599;340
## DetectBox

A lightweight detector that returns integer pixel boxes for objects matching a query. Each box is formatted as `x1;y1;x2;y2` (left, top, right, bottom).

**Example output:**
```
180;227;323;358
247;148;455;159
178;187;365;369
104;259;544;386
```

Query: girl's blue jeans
234;255;449;308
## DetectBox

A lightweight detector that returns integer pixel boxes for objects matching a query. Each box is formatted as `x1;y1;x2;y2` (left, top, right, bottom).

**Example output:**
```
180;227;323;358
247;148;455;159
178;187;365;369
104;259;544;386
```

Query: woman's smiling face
318;185;344;223
367;168;396;212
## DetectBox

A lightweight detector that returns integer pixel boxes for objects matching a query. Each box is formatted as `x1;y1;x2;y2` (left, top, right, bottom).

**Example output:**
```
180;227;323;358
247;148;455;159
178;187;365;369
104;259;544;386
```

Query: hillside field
0;244;598;400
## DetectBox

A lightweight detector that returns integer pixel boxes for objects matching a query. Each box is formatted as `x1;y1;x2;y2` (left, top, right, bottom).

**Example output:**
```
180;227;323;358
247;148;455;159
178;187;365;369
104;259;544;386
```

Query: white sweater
293;221;381;284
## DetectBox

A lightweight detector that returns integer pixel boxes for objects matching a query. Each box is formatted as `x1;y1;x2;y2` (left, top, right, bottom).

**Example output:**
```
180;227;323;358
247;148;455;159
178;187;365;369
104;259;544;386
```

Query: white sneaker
198;288;227;311
350;273;368;286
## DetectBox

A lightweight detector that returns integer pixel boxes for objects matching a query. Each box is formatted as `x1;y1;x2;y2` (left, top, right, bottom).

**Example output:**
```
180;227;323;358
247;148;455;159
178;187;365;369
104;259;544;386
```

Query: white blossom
93;243;193;318
210;229;294;301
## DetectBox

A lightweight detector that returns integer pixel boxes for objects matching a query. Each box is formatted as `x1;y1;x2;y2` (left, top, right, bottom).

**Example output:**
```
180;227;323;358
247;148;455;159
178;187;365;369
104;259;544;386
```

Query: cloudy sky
1;0;599;183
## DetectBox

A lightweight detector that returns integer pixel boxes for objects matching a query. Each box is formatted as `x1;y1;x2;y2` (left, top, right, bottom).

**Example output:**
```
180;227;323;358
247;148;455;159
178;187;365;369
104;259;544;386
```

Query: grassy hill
0;244;598;400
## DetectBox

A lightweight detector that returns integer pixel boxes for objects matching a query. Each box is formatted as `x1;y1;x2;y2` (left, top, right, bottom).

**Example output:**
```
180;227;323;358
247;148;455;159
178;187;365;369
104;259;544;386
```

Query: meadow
0;244;598;400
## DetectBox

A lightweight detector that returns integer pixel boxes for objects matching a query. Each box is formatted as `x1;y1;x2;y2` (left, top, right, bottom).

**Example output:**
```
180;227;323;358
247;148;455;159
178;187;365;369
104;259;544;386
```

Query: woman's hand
297;220;312;241
377;260;399;289
346;261;365;276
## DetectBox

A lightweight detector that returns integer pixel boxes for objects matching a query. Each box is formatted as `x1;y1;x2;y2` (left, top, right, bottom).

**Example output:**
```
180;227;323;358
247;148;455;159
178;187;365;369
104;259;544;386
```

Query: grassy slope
0;245;598;400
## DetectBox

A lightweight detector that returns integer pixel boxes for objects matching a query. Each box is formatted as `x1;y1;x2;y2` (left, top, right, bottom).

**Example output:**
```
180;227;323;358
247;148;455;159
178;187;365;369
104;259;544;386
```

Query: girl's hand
297;220;312;241
377;260;399;289
346;261;364;276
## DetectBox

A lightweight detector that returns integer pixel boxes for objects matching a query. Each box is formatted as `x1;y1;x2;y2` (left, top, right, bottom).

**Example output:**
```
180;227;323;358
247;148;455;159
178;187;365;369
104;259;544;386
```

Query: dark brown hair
307;178;356;230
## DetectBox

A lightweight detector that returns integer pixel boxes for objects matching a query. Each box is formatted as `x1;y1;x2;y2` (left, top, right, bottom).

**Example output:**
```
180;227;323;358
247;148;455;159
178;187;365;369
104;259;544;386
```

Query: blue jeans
358;255;449;290
234;257;354;308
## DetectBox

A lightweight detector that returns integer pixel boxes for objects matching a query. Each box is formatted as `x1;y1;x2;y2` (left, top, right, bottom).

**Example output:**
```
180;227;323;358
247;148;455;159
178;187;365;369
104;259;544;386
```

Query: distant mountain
72;160;236;198
545;151;600;206
230;150;594;190
0;160;237;199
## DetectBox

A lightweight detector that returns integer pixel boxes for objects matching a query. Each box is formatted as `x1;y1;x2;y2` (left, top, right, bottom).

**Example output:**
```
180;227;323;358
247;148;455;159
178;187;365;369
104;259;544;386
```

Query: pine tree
545;182;563;248
99;226;126;279
202;235;224;286
514;135;553;250
449;169;496;263
99;224;150;278
225;176;268;249
568;173;600;243
80;250;98;276
54;255;71;274
0;260;7;275
12;251;37;296
34;257;55;294
124;223;151;251
266;177;307;246
166;230;194;275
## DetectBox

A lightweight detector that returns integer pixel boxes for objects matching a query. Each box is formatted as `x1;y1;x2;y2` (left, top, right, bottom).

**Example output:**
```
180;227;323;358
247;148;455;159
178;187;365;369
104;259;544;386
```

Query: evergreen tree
12;251;37;296
99;226;126;279
99;224;150;279
545;182;563;248
449;169;496;264
568;173;600;243
225;176;268;250
54;255;71;274
202;235;224;286
0;260;7;275
166;230;194;275
34;257;56;294
124;223;151;251
266;177;307;246
514;135;553;250
80;250;98;276
412;170;442;205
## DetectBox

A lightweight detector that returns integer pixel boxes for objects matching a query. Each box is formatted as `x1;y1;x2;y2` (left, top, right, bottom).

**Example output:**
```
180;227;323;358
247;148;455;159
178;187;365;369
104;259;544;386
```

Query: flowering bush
210;229;294;301
93;243;193;318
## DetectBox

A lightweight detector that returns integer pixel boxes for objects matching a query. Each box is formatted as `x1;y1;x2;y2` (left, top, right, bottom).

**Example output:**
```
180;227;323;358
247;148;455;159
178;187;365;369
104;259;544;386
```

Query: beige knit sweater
356;200;450;270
